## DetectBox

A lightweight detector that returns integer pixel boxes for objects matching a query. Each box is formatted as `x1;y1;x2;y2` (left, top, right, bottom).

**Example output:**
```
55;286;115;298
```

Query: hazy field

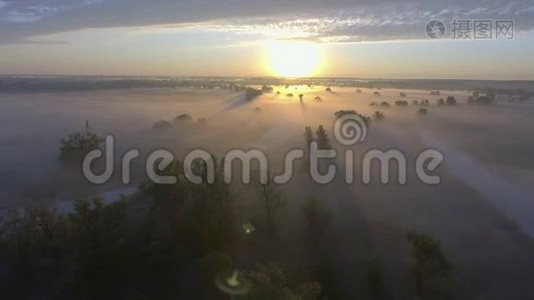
1;86;534;298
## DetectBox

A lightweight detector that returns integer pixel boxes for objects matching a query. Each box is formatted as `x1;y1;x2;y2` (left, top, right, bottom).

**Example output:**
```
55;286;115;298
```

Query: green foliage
367;263;384;297
244;263;321;300
0;205;69;280
69;198;129;273
407;230;452;298
59;131;104;161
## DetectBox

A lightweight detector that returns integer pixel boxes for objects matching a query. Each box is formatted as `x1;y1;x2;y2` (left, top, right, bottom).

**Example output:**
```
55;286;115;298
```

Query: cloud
0;0;533;44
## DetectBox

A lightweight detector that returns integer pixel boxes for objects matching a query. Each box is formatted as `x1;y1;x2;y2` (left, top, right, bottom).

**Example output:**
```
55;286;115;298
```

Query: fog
1;85;534;297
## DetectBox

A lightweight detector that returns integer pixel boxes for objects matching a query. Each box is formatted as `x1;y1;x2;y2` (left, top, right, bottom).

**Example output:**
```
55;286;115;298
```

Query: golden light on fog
267;41;322;77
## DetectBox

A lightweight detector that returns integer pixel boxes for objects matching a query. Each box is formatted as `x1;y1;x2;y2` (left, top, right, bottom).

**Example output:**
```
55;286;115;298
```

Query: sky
0;0;533;79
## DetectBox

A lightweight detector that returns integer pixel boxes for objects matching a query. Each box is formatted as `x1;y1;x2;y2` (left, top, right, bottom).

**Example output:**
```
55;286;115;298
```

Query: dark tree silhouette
445;96;456;105
59;131;104;161
407;230;452;298
373;111;385;121
315;125;331;150
417;108;428;116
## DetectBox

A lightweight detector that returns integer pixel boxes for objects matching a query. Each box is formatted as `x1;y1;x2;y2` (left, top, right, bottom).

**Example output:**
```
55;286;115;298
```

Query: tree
251;173;285;236
373;111;385;121
175;113;193;123
315;125;331;150
417;108;428;116
69;198;129;274
304;126;314;148
244;263;321;300
334;110;371;126
59;131;104;161
399;92;406;97
261;85;273;93
407;230;452;298
246;87;263;100
445;96;456;105
153;119;172;129
373;91;381;96
437;98;445;106
299;94;304;101
301;197;331;240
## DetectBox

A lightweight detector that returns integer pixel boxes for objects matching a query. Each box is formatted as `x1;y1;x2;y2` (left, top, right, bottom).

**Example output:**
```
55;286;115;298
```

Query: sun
266;41;322;77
